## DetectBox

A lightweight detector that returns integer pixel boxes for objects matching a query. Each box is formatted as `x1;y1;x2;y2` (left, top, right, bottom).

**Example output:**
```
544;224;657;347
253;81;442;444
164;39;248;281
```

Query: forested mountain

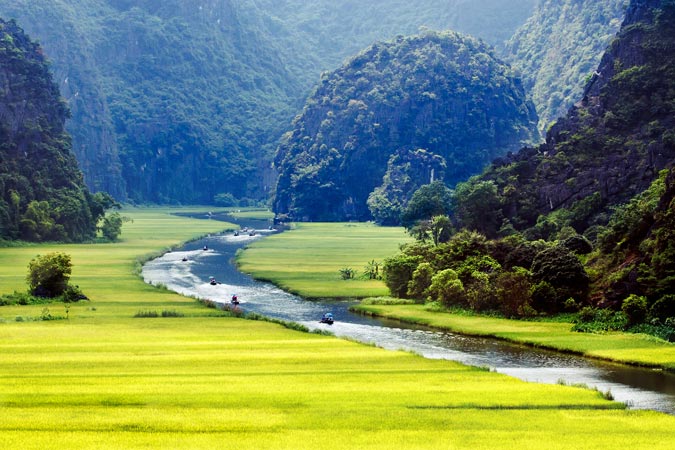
0;19;108;242
505;0;627;133
273;32;539;222
464;0;675;238
0;0;537;204
377;0;675;340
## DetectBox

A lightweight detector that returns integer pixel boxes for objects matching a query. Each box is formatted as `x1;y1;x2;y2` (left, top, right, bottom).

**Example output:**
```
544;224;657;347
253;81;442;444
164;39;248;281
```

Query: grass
1;212;675;448
236;222;412;298
353;303;675;371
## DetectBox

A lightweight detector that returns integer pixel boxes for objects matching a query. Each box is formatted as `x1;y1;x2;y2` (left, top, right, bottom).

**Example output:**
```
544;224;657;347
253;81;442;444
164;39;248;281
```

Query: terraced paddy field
1;210;674;449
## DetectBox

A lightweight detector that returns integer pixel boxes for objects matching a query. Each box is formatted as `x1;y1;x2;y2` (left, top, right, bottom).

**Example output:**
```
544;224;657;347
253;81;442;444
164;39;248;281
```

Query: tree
100;212;125;241
531;245;589;307
453;178;503;238
428;269;465;307
27;252;72;298
383;254;423;298
401;181;453;228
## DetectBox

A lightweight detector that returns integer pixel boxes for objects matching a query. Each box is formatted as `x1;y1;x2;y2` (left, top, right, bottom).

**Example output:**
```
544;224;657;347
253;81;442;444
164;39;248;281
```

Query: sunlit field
236;222;412;298
1;210;674;449
2;317;675;450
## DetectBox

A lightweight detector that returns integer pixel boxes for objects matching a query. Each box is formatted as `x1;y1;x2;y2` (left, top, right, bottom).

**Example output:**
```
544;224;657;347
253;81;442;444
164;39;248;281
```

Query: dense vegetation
505;0;626;133
274;32;539;222
0;19;112;242
0;0;539;205
383;0;675;339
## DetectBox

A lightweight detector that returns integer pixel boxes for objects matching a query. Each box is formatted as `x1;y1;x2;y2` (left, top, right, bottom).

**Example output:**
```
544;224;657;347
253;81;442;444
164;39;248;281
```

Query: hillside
430;0;675;323
505;0;626;133
0;0;537;205
0;19;103;242
469;0;675;237
273;32;539;222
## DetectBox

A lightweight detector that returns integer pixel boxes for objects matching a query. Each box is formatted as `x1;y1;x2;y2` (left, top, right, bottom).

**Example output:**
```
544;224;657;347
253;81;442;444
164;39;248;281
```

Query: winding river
142;215;675;415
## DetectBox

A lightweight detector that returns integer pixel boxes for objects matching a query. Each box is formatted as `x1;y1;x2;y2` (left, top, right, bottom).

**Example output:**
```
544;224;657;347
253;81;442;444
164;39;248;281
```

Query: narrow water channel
142;215;675;415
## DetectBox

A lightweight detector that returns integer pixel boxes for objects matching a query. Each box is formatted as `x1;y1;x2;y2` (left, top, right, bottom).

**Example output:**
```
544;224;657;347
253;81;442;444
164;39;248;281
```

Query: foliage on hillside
0;0;538;205
505;0;626;133
464;0;675;240
0;19;110;242
274;31;539;222
385;0;675;339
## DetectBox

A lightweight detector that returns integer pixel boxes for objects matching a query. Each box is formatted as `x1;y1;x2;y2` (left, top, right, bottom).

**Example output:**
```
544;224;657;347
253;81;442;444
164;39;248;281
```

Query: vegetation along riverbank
238;221;675;372
2;207;675;449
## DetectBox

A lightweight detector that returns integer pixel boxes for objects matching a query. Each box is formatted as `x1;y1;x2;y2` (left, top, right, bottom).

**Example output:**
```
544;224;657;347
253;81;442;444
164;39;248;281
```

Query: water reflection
142;220;675;415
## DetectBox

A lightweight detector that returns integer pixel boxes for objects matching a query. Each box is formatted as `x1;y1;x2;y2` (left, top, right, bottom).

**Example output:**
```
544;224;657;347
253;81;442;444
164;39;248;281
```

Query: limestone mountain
505;0;627;133
273;32;539;221
458;0;675;240
0;19;107;242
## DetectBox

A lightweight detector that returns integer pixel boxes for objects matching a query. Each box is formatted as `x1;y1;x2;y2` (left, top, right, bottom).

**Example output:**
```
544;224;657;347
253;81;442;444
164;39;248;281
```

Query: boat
209;277;218;286
181;257;188;262
320;313;334;325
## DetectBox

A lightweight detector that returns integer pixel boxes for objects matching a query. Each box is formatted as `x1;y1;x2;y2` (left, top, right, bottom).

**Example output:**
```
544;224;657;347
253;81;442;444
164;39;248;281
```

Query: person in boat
203;245;208;251
209;277;217;285
182;256;188;262
321;312;334;324
231;294;239;304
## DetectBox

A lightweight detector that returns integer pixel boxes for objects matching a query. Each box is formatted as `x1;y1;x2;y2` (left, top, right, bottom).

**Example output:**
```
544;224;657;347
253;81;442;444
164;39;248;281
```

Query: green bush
427;269;465;307
649;294;675;321
26;252;72;298
407;262;434;301
621;294;648;326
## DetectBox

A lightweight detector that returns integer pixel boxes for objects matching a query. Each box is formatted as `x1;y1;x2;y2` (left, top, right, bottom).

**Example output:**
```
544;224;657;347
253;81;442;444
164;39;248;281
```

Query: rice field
1;211;674;449
236;222;412;298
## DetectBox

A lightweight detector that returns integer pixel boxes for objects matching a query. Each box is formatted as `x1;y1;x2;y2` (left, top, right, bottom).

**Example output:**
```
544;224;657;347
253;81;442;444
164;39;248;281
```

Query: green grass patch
1;209;675;448
236;222;412;298
352;304;675;371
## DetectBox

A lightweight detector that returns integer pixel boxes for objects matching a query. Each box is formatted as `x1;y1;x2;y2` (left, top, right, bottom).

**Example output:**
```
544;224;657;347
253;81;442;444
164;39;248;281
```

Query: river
141;215;675;415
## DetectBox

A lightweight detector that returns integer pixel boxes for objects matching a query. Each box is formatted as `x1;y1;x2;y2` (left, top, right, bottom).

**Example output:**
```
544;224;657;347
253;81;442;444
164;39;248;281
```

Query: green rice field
1;211;674;449
236;222;412;298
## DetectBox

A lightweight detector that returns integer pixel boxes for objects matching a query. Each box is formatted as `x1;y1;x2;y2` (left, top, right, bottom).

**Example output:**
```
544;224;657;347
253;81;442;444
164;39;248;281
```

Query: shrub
339;267;356;280
428;269;465;307
407;262;434;301
27;252;72;298
622;294;648;326
561;234;593;255
649;294;675;321
383;254;422;298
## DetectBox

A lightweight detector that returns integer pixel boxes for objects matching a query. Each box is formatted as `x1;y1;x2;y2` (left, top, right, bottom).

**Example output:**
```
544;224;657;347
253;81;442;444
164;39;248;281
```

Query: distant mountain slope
274;32;539;221
505;0;626;133
461;0;675;238
0;0;537;204
0;19;100;242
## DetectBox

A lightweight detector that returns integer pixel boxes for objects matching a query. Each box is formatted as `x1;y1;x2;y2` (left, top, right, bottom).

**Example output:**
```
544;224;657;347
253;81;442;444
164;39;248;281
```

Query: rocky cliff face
0;1;126;199
475;0;675;235
274;32;539;221
0;19;99;242
505;0;626;134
